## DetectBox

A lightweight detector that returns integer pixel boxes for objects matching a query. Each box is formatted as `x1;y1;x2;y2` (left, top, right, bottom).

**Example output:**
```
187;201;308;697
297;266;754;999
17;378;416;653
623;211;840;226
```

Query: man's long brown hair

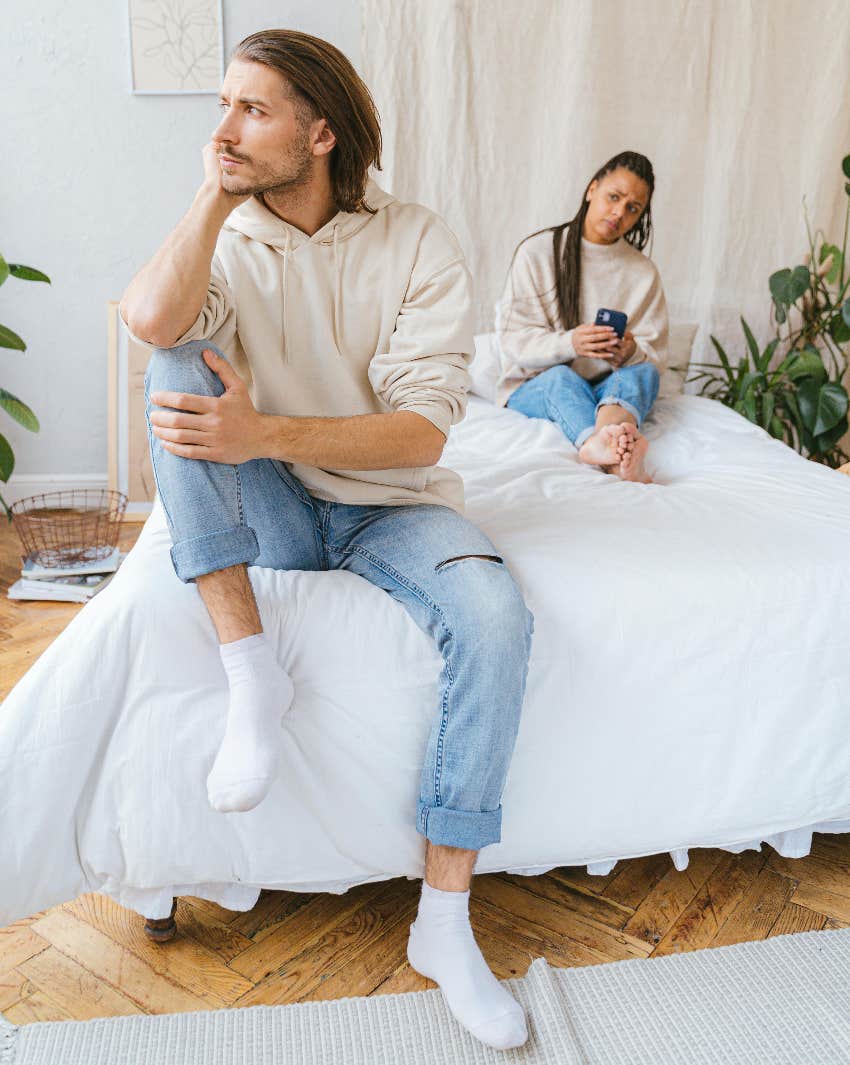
233;29;382;214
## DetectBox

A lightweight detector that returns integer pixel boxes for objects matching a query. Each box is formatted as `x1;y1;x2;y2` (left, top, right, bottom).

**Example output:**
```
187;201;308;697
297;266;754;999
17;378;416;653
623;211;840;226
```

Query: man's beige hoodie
133;179;474;512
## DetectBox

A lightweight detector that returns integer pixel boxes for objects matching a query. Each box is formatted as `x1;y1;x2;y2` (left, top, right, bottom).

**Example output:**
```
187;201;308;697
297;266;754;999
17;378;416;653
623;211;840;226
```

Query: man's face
211;59;318;196
584;168;649;244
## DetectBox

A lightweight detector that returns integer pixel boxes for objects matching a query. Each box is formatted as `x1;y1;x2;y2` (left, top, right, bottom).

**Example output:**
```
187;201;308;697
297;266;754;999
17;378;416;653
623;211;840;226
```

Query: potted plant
689;153;850;467
0;253;47;515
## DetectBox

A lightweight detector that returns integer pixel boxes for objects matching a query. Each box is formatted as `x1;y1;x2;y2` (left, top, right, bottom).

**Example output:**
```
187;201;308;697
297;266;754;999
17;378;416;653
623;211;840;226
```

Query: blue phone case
595;308;628;339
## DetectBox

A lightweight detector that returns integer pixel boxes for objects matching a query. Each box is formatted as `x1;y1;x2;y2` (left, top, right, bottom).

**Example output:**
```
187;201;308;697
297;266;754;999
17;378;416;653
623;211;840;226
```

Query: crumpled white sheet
2;395;850;921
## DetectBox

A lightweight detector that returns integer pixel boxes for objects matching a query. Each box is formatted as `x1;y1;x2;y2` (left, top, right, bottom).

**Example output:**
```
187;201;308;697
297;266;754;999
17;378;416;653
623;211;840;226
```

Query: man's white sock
407;881;528;1050
206;633;294;813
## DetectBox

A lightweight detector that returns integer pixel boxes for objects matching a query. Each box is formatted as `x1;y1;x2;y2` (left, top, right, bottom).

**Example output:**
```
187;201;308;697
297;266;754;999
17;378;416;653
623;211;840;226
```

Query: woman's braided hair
509;151;655;331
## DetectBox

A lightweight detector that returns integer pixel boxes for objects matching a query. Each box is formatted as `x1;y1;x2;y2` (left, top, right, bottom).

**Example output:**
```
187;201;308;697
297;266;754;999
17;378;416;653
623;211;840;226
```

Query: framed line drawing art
107;301;156;520
127;0;224;95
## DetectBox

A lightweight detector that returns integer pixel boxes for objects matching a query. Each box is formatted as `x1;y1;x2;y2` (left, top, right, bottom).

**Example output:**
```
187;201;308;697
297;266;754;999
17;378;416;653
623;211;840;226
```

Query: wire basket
10;489;128;567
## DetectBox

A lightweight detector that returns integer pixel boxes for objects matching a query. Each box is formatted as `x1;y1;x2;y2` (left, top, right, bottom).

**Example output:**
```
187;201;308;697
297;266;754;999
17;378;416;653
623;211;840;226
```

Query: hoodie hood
223;177;396;249
223;178;397;361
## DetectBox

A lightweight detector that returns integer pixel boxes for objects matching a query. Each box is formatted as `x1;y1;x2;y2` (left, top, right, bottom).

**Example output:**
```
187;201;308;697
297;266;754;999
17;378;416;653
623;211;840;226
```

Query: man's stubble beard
222;132;314;200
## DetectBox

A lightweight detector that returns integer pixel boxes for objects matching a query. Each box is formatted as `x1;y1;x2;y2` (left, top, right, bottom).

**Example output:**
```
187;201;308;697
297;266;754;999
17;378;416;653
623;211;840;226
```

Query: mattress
2;395;849;922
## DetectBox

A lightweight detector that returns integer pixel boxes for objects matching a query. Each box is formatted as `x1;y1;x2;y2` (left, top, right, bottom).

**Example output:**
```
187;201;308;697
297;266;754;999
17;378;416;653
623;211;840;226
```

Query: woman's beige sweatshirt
128;179;474;512
495;228;669;406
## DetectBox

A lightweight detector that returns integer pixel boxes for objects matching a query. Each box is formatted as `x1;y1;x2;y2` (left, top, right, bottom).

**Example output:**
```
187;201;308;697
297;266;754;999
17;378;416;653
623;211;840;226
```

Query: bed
2;355;850;926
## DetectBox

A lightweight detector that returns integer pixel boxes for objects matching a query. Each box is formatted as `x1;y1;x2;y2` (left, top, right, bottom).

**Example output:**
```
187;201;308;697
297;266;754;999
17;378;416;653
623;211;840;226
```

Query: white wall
1;2;361;495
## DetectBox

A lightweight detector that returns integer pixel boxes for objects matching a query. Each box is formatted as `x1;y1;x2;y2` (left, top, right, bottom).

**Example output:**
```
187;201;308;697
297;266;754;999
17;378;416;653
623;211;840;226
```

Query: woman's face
582;168;650;244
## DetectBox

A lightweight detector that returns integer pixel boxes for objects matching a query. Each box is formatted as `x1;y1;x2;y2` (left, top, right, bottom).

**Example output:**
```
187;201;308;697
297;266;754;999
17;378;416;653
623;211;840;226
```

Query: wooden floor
1;518;848;1024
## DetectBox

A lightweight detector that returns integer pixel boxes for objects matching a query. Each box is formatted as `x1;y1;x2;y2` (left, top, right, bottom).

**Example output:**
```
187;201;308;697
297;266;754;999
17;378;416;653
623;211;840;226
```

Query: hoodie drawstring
332;224;343;357
281;228;292;362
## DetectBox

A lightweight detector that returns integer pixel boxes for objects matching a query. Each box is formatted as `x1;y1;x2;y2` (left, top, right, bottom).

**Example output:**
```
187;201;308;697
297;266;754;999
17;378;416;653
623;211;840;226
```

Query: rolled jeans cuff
170;526;260;583
596;396;642;426
417;802;502;850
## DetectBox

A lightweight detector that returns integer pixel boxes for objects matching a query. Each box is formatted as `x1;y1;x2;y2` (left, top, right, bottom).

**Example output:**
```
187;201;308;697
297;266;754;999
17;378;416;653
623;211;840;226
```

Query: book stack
7;546;124;603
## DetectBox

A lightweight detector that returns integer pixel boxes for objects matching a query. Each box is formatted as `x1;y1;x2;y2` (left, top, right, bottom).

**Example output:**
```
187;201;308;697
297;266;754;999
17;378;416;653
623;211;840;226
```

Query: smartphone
595;308;628;339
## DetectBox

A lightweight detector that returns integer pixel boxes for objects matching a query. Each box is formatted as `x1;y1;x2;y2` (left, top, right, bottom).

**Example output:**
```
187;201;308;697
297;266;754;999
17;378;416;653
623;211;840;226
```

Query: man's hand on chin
149;349;268;465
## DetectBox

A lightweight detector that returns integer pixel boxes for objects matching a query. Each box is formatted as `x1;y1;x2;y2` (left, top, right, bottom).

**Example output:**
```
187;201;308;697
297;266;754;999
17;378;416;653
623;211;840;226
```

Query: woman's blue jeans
145;340;534;852
507;362;660;446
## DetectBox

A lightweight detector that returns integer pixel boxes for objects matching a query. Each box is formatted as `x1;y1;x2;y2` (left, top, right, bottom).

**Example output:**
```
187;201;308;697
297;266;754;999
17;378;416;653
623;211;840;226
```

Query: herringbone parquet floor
1;519;848;1024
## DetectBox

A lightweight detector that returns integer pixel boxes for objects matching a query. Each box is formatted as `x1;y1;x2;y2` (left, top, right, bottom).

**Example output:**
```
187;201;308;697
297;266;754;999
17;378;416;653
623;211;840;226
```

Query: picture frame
107;301;156;521
127;0;224;96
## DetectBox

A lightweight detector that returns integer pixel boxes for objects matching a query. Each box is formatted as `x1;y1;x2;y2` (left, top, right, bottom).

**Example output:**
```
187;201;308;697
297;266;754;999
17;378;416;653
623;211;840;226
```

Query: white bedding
3;395;850;923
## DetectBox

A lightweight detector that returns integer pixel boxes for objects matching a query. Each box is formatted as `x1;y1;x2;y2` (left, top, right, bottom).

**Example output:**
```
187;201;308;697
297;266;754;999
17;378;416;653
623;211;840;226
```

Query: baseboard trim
3;473;109;506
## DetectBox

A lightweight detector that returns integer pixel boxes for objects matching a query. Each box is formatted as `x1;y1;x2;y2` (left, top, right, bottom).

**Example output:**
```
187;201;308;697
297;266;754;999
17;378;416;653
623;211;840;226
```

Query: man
121;29;532;1051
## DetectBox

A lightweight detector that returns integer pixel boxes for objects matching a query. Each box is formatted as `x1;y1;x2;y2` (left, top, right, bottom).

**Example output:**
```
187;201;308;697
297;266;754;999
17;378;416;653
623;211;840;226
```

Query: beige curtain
362;0;850;365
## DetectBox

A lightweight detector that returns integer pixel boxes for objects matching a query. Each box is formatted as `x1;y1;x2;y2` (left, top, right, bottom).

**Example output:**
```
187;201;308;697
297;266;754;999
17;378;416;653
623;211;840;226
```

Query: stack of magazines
7;546;124;603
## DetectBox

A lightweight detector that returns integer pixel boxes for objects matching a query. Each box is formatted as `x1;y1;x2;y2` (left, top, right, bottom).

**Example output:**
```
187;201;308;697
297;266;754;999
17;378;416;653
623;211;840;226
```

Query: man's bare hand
201;142;251;208
149;350;267;465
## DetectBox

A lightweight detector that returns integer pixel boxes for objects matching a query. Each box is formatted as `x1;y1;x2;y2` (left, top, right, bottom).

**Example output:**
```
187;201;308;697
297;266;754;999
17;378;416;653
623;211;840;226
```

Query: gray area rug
2;928;848;1064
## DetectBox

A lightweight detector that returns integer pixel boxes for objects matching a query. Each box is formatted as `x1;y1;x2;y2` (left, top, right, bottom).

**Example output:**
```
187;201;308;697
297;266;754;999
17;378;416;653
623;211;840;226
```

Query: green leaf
843;154;850;181
769;269;790;304
741;317;760;366
757;337;779;374
785;348;827;384
737;371;763;399
734;357;752;388
769;265;810;306
743;390;757;423
831;312;850;344
780;389;806;438
797;379;820;432
0;324;25;351
774;299;787;325
843;297;850;328
769;414;786;440
819;243;843;285
799;380;848;435
0;390;39;432
709;335;733;380
0;433;14;482
761;391;775;429
8;264;50;283
791;263;811;299
0;255;8;287
814;416;848;454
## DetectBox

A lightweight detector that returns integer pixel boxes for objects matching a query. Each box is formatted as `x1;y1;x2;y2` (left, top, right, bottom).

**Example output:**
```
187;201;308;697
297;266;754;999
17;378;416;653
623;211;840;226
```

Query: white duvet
3;395;850;923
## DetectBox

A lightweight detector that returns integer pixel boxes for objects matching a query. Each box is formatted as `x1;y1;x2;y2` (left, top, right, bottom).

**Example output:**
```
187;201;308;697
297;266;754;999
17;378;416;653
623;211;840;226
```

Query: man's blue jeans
507;362;660;446
145;340;534;852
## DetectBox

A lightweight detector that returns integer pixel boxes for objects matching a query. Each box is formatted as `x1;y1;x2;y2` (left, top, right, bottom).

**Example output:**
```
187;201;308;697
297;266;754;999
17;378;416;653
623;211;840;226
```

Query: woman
496;150;668;483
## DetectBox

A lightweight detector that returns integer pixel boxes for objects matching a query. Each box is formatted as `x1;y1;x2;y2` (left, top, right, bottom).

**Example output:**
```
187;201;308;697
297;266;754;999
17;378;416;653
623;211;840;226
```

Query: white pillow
469;323;698;404
659;322;698;399
469;333;502;404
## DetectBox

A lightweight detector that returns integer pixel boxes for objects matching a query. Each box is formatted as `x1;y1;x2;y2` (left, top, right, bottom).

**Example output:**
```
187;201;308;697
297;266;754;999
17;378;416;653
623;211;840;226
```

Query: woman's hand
573;326;637;367
606;331;637;368
572;324;619;358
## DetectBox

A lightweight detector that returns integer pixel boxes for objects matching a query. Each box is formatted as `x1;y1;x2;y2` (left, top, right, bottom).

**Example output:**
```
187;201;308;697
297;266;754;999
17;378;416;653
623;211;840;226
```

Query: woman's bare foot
578;423;636;467
618;432;652;483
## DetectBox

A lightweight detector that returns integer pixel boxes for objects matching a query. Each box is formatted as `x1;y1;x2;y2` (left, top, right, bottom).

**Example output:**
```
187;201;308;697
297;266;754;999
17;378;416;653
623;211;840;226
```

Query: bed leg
143;898;177;942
